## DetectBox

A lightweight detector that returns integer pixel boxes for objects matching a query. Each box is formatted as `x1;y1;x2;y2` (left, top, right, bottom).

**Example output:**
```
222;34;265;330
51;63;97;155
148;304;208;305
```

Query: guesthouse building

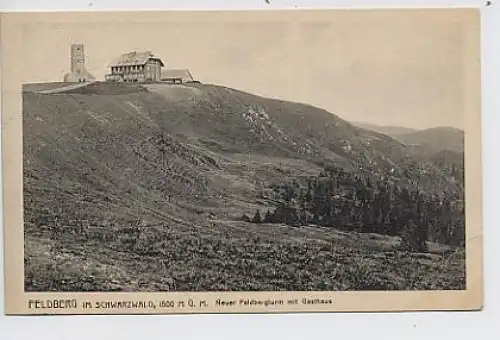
105;51;165;82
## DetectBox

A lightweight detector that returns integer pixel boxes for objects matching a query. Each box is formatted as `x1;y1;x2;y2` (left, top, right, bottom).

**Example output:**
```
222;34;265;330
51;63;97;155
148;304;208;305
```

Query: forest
246;164;465;252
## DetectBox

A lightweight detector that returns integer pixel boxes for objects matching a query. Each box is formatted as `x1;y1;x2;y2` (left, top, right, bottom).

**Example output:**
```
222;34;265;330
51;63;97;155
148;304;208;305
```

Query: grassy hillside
23;81;465;291
25;222;465;292
23;82;406;223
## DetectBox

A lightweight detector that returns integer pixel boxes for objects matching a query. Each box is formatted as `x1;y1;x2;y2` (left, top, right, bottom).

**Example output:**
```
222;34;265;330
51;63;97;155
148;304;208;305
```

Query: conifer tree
240;213;250;222
252;210;262;224
264;210;272;223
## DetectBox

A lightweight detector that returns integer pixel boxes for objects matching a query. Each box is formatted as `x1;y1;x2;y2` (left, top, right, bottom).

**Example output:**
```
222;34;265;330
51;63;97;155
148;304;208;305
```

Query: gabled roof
161;69;194;80
108;51;165;67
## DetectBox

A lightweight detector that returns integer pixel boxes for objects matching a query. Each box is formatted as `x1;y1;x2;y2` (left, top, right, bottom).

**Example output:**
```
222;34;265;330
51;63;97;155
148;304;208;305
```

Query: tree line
243;165;465;252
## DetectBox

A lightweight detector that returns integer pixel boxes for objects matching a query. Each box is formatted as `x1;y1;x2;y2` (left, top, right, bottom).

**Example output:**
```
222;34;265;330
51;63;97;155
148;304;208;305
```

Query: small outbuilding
161;69;195;84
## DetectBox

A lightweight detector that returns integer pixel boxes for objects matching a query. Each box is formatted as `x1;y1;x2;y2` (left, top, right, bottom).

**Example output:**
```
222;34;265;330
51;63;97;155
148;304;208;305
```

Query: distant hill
353;122;418;136
353;122;464;154
391;127;464;154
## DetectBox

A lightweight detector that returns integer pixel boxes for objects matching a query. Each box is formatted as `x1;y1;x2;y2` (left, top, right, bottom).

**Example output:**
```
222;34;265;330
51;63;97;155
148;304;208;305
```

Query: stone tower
71;44;86;74
63;43;96;82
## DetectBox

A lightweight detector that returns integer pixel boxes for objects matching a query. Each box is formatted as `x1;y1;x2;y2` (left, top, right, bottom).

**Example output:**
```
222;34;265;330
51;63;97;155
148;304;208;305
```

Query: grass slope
25;222;464;292
23;81;465;291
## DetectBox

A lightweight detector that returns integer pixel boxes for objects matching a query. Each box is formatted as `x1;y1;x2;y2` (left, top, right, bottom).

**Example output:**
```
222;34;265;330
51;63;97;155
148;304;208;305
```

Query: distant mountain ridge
353;122;418;136
353;122;464;154
392;127;464;153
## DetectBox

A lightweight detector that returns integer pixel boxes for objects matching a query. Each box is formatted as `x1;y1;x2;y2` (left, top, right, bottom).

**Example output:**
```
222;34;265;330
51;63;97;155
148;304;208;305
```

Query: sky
17;10;478;129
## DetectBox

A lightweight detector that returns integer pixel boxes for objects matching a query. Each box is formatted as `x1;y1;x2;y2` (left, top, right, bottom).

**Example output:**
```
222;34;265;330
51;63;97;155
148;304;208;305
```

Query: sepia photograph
1;9;483;314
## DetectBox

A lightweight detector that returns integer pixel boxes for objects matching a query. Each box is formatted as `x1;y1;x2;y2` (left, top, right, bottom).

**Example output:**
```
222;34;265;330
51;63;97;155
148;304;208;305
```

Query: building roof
161;69;194;80
108;51;165;67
